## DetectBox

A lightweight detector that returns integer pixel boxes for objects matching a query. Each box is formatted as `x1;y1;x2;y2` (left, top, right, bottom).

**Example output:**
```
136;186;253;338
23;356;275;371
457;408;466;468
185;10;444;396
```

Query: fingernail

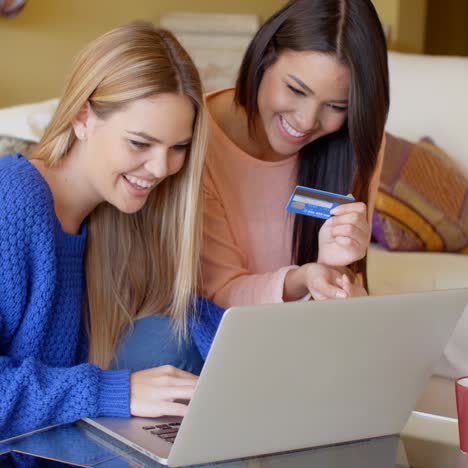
336;291;347;298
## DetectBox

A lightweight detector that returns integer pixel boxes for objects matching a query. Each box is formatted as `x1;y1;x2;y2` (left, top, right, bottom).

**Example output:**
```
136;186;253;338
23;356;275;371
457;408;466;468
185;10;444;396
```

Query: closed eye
129;139;150;150
327;103;348;112
287;84;306;97
172;143;191;151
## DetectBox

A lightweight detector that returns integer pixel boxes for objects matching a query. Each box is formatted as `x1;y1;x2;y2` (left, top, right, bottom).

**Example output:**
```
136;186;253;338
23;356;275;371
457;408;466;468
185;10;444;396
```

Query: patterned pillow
372;133;468;252
0;135;36;159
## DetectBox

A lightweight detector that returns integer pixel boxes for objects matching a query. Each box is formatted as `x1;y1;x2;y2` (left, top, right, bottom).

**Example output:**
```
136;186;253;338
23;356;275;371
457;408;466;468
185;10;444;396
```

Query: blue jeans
111;314;205;375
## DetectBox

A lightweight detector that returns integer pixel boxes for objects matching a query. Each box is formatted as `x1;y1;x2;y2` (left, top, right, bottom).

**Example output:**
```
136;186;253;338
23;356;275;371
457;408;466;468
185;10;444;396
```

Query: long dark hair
235;0;389;286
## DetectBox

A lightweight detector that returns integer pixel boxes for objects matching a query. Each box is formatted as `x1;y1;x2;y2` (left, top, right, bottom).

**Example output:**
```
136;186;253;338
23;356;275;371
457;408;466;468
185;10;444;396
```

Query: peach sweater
201;89;384;308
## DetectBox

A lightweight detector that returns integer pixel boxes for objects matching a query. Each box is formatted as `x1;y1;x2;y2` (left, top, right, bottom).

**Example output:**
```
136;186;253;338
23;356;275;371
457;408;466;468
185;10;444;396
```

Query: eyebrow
287;74;349;104
126;130;192;145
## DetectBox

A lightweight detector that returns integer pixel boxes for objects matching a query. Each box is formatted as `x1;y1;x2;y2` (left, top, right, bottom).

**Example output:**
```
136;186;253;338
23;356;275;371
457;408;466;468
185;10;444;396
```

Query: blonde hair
33;21;207;368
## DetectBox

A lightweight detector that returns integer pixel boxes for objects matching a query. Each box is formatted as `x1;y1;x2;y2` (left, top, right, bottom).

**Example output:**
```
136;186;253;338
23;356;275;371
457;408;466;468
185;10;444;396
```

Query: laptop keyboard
142;422;181;444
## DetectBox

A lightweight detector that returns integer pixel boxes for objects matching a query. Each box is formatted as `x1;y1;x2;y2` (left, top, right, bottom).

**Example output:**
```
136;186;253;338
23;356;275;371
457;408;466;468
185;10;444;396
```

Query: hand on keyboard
129;365;198;417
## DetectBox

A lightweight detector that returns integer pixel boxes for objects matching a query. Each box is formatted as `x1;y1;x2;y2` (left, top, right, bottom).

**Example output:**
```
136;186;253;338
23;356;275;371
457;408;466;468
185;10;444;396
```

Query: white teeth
280;116;306;138
124;174;154;189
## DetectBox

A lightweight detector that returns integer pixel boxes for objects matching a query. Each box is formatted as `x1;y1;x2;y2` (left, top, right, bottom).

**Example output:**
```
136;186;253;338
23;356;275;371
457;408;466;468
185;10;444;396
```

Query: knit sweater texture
0;155;130;440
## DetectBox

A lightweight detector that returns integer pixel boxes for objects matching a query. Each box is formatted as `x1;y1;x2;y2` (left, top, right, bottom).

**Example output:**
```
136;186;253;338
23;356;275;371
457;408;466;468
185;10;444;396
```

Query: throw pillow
0;135;36;158
0;98;58;143
372;133;467;252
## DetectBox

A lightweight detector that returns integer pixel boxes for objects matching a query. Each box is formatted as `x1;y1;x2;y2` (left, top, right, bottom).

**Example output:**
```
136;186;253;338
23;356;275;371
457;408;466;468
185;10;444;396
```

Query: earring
77;131;86;140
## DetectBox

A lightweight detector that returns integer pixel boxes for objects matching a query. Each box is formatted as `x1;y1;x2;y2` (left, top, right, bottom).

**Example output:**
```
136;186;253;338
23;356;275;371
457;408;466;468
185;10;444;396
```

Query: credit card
285;185;354;220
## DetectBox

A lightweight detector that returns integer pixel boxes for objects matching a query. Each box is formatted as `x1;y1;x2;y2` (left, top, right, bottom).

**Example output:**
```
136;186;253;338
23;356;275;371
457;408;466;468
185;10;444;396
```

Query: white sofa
368;51;468;301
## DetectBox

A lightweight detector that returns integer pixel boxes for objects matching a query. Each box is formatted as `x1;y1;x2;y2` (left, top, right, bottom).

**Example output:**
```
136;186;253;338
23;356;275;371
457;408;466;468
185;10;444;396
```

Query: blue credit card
285;186;355;220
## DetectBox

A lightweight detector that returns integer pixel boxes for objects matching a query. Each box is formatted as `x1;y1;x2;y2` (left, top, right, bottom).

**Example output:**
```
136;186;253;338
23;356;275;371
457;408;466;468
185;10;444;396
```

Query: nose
296;102;321;132
144;150;169;179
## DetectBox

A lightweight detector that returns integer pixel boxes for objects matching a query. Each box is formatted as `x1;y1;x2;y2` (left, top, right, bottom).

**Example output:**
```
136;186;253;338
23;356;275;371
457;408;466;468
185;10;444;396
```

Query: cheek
168;154;187;176
258;76;291;118
260;93;293;133
91;135;122;167
322;113;347;133
266;92;292;118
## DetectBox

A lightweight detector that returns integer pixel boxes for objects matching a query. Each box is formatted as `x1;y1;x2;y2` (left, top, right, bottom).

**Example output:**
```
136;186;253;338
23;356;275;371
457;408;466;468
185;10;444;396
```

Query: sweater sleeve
0;356;130;440
201;168;298;308
189;297;225;360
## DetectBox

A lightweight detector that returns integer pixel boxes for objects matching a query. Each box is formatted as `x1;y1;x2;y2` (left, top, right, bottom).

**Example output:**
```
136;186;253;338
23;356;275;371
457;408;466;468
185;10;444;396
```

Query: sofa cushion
368;241;468;382
372;133;467;253
368;243;468;295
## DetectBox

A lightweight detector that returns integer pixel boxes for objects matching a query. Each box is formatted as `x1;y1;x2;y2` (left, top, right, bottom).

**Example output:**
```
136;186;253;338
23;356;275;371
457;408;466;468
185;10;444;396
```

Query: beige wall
0;0;424;108
0;0;284;107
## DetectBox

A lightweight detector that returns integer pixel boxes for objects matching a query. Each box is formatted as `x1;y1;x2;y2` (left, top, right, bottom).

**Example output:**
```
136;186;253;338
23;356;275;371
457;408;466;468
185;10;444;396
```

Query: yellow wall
372;0;427;53
372;0;400;44
0;0;425;108
397;0;427;53
0;0;284;107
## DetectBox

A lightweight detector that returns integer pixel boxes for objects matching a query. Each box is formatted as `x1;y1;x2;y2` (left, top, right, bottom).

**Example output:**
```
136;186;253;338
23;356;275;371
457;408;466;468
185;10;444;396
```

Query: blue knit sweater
0;155;224;440
0;155;131;439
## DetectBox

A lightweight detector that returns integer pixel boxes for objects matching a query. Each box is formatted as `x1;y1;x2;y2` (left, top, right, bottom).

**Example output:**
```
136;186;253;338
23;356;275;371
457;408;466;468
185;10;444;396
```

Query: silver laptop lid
169;289;468;466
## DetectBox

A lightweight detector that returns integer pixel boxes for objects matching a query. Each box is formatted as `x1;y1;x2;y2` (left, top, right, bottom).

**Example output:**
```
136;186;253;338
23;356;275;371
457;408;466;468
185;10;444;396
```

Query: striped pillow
372;133;468;252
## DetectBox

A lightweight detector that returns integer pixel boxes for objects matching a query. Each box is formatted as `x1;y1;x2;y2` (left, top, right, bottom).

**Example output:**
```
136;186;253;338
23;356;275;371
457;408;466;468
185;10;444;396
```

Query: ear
72;101;92;141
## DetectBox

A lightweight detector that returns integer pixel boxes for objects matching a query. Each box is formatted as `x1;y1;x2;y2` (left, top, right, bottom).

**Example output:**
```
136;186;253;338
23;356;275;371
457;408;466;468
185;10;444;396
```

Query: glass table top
0;412;467;467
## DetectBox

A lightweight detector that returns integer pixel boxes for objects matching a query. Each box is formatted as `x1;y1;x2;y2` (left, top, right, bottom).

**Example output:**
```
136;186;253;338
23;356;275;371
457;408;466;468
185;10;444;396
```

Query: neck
32;148;100;234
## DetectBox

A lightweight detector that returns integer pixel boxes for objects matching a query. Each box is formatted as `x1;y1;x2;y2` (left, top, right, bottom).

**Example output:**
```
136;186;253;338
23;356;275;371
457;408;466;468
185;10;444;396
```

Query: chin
270;139;302;157
112;200;146;215
270;128;322;155
126;205;146;215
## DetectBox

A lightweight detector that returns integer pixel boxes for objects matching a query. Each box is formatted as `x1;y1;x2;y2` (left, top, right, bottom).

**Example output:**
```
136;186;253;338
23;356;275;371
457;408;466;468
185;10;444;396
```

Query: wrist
283;265;309;302
317;250;326;265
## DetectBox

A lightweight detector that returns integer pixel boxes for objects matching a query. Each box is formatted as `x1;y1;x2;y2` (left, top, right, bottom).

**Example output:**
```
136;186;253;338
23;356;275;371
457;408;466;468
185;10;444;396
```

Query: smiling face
76;93;195;214
256;50;350;160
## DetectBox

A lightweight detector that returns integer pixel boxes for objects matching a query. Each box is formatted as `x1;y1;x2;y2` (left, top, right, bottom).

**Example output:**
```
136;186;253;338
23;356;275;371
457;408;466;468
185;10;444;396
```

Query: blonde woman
0;21;220;440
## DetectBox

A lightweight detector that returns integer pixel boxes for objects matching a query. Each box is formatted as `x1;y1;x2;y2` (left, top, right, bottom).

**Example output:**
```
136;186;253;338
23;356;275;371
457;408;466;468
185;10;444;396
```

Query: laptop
81;288;468;467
